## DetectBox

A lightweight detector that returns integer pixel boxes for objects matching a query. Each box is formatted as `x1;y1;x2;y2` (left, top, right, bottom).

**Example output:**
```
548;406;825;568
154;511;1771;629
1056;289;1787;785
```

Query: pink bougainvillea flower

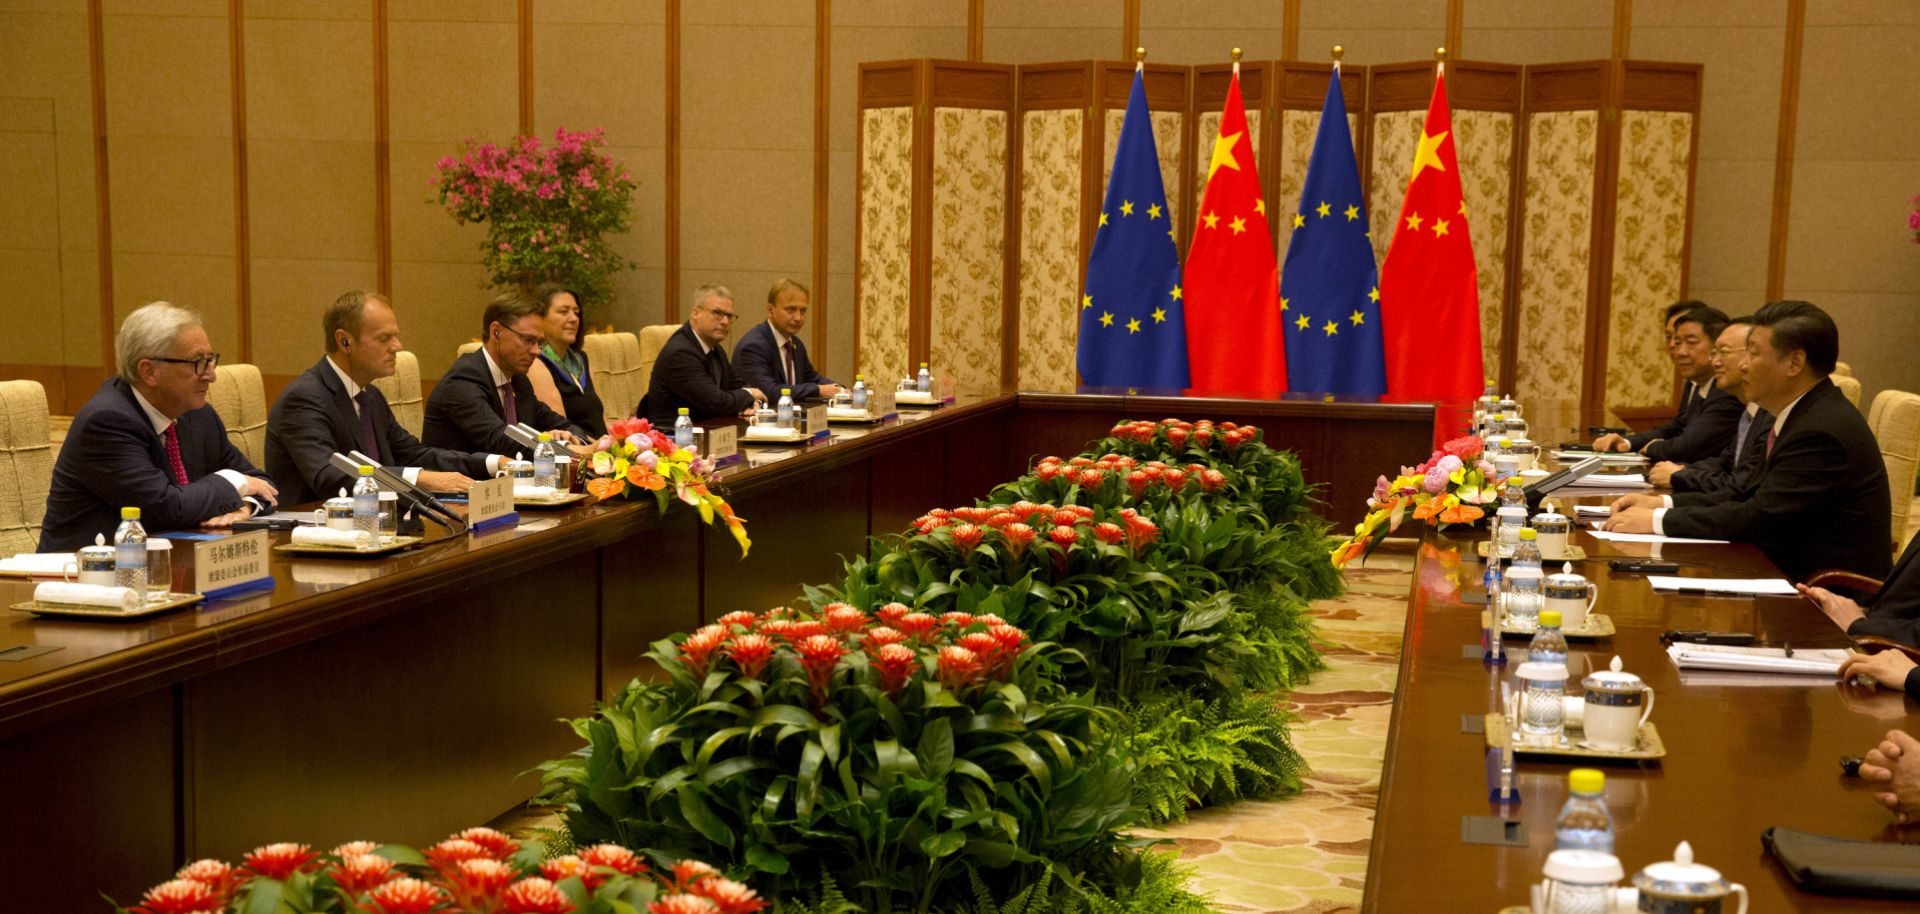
242;843;318;881
331;853;398;899
724;634;776;679
689;877;770;914
364;877;448;914
501;877;576;914
936;645;981;692
650;894;721;914
130;879;223;914
872;643;918;694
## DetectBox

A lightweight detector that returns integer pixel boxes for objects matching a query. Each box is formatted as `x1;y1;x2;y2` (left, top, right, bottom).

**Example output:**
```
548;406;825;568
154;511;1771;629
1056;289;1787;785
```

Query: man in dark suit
1606;300;1891;582
1648;316;1771;496
1593;304;1742;463
732;278;843;403
266;292;501;505
40;302;279;551
638;284;766;427
1808;536;1920;700
423;290;588;456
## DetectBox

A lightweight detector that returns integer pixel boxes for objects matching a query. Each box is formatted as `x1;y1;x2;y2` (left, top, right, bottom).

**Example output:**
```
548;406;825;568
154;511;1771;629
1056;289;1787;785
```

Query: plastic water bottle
113;506;147;593
674;407;693;449
1529;609;1568;664
1555;768;1615;853
532;433;557;488
1483;412;1507;442
352;465;381;538
1506;528;1544;628
777;388;795;429
851;374;868;409
1495;480;1528;558
916;362;931;393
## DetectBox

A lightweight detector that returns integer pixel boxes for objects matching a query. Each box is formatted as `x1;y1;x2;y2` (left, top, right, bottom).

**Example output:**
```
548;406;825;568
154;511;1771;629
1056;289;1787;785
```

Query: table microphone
328;452;467;532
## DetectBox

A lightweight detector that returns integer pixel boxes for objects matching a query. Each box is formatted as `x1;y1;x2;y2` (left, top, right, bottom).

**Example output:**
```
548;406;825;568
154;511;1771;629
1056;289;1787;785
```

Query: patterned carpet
1137;546;1417;914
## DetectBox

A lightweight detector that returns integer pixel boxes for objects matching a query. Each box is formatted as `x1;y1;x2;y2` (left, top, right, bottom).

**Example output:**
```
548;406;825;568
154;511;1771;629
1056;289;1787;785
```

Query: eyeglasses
495;325;543;347
150;353;221;374
707;308;739;322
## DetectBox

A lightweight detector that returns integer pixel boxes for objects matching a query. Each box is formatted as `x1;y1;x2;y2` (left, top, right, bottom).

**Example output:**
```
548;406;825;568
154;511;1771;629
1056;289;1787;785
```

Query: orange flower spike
626;464;667;491
586;476;625;501
1413;497;1445;521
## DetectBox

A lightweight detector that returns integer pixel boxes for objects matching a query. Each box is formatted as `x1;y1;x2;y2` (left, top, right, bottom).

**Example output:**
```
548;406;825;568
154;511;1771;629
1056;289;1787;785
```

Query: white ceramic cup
1546;571;1598;631
1582;681;1653;752
62;544;117;586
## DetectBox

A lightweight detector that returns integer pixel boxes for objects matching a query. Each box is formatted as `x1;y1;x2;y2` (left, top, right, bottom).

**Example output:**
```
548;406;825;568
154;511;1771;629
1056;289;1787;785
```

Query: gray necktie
1731;409;1753;464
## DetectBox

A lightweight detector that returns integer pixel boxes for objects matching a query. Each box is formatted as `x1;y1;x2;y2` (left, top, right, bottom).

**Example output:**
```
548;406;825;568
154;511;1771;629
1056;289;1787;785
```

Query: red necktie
499;382;518;425
1765;428;1776;461
163;422;189;486
783;339;797;386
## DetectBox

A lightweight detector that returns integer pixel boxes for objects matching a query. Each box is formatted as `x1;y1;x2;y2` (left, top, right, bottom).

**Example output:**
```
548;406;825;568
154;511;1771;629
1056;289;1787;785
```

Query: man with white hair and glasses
40;301;278;550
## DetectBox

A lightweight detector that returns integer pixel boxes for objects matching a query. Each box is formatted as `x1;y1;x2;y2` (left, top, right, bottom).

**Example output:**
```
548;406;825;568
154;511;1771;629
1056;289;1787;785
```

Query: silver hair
691;284;734;313
116;301;204;384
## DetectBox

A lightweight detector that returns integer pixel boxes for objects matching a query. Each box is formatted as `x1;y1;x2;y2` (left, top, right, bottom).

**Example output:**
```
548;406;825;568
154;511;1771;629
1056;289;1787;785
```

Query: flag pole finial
1135;46;1146;62
1332;45;1344;65
1231;47;1243;63
1434;46;1447;75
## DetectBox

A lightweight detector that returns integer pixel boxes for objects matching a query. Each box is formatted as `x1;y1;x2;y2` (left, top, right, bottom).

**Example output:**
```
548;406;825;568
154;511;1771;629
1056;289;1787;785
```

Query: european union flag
1077;69;1189;389
1280;70;1386;394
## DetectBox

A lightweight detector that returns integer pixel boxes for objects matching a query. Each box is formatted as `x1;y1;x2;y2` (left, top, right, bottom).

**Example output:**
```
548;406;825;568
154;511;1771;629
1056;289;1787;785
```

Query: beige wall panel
1629;24;1780;162
240;0;368;20
532;21;663;143
243;17;371;143
1805;1;1920;26
249;257;377;376
1784;159;1920;305
983;0;1120;62
1513;109;1597;406
1606;110;1693;407
390;260;494;373
101;12;229;138
387;140;490;264
102;0;221;17
1300;0;1446;66
532;0;666;25
0;9;99;266
1018;108;1082;393
1140;0;1285;64
682;24;812;150
62;252;103;366
247;140;374;262
929;106;1006;393
385;0;512;23
604;268;667;335
386;20;515;143
107;134;235;258
0;250;59;363
114;252;240;354
856;105;914;386
680;148;813;274
682;0;810;27
1796;23;1920;163
0;118;58;250
1675;157;1771;306
0;1;86;14
604;142;665;268
826;270;854;381
1459;0;1609;62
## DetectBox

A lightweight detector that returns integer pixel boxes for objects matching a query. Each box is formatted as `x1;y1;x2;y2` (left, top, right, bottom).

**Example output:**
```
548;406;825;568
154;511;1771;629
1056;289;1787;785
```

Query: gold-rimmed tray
1484;713;1666;761
1500;612;1615;641
826;410;885;424
515;492;589;510
739;429;813;444
1476;541;1588;562
273;534;422;558
12;591;204;620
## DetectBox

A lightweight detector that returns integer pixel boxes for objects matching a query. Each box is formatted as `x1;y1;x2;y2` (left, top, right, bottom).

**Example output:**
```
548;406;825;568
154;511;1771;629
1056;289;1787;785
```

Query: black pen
1664;586;1758;597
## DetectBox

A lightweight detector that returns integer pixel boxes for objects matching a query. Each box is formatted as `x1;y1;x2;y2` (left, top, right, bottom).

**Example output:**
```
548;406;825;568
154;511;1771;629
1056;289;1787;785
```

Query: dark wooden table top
1362;485;1920;912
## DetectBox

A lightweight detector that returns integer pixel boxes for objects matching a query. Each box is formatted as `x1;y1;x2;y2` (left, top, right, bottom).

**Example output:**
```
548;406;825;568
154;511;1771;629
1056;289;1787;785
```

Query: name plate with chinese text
195;530;271;597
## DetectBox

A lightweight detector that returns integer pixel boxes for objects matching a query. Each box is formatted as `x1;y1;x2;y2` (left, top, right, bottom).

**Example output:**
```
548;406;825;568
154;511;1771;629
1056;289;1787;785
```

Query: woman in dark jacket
526;282;607;437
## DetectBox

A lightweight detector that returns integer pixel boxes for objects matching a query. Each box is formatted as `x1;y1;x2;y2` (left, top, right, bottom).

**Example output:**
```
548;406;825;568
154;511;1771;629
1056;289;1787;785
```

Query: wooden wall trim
1445;0;1464;57
1582;62;1624;420
86;0;114;378
967;0;983;62
1282;0;1300;60
1766;0;1805;301
373;0;391;295
813;0;831;363
664;0;681;323
1122;0;1139;61
517;0;533;134
228;0;252;364
1611;0;1633;60
909;61;933;367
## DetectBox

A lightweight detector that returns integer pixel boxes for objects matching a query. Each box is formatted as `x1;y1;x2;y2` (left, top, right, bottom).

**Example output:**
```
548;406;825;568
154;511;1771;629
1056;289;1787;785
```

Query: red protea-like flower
1048;524;1079;548
1050;509;1081;527
724;633;776;679
578;843;648;878
331;854;397;899
242;843;318;881
1067;456;1094;468
897;612;939;641
1163;468;1188;492
453;826;519;859
872;642;918;693
974;612;1004;625
651;894;721;914
875;602;910;627
1034;462;1061;482
984;511;1018;528
958;630;999;661
1139;464;1164;479
690;877;770;914
671;860;721;890
1077;468;1106;490
1092;522;1125;545
331;840;380;857
794;634;848;700
364;877;448;914
950;506;988;522
1067;504;1095;519
986;623;1027;661
914;514;953;534
130;879;222;914
939;611;974;629
174;859;246;902
1001;522;1035;561
1125;470;1151;497
1094;458;1117;472
950;523;985;552
423;838;490;876
788;620;828;640
823;604;869;634
1185;462;1207;476
716;610;758;630
1192;426;1213;447
1166;426;1189;448
755;619;796;641
927;507;953;519
862;626;907;652
1200;468;1228;492
1122;512;1160;554
678;628;728;677
500;877;575;914
1223;428;1246;450
447;858;518;908
935;646;981;692
540;854;589;884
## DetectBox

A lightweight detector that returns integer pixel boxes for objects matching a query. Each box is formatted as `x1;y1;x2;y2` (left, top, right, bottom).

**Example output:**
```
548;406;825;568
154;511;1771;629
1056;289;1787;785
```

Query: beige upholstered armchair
0;380;53;556
208;363;269;467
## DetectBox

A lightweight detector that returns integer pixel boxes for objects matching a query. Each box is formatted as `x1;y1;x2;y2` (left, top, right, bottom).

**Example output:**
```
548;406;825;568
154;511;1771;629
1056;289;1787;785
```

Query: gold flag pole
1435;45;1447;77
1230;46;1242;76
1333;44;1344;73
1135;46;1146;73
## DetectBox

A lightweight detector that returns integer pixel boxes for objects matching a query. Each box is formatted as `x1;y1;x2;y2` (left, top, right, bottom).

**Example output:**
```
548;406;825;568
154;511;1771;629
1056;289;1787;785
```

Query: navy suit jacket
266;357;492;504
40;379;269;551
732;320;834;402
1670;406;1771;496
1848;536;1920;647
1628;379;1743;463
422;349;586;457
1664;378;1891;581
637;323;756;427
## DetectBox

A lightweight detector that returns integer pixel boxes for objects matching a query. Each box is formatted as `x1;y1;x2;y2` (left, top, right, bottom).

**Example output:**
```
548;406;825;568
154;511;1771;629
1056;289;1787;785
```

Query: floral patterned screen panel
1104;109;1185;239
858;106;914;387
1367;109;1422;269
1514;109;1598;405
1017;107;1084;393
1605;109;1694;407
1453;109;1515;369
929;107;1009;393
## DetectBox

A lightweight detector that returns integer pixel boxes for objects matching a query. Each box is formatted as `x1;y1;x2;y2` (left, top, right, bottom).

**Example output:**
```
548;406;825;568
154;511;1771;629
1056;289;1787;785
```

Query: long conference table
0;390;1433;912
1362;480;1920;911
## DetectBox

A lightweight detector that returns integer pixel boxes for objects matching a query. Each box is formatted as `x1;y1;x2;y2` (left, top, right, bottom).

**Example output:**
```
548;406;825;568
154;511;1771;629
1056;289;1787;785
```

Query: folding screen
1012;63;1095;394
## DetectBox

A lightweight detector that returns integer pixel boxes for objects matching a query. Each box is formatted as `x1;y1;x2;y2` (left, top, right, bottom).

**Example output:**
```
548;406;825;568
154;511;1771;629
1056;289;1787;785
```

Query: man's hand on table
1839;649;1916;692
419;471;477;494
1591;433;1632;453
1798;583;1868;631
1860;730;1920;824
1602;506;1656;533
1648;461;1683;487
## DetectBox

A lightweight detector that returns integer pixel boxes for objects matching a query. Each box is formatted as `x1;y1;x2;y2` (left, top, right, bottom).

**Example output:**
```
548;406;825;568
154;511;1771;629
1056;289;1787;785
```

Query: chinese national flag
1379;67;1482;410
1184;70;1287;393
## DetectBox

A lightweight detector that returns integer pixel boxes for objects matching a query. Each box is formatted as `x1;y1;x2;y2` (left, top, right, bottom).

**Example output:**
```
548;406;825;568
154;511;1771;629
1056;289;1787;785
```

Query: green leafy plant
1121;693;1306;823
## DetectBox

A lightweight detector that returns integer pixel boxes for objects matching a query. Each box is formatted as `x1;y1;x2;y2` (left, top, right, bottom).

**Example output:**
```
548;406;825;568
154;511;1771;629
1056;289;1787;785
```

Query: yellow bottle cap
537;432;552;442
1518;528;1537;540
1539;610;1562;627
121;506;141;520
1569;768;1604;795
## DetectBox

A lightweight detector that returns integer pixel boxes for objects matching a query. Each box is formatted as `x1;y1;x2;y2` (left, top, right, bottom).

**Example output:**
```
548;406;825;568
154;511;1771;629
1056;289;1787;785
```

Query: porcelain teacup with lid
1632;841;1747;913
1581;656;1654;752
1545;562;1596;630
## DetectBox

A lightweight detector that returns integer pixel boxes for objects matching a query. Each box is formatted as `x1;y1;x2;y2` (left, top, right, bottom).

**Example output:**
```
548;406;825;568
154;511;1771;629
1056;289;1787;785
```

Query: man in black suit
1648;316;1771;495
1606;300;1891;582
1592;304;1742;463
423;290;588;456
1808;537;1920;700
266;291;502;505
637;284;766;427
40;302;278;551
732;279;843;403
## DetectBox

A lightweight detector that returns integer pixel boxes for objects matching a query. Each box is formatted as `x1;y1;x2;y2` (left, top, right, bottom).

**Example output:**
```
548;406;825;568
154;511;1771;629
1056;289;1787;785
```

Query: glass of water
1516;661;1568;746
